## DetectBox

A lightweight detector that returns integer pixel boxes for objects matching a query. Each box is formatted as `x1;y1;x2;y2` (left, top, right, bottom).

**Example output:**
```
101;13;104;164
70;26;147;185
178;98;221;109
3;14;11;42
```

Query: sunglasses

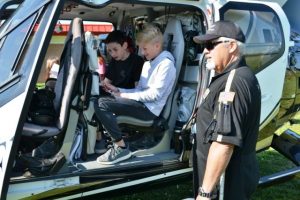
204;40;230;51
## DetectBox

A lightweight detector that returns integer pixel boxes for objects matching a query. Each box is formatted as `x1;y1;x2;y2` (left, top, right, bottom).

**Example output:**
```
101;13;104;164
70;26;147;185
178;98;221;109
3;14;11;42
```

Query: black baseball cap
193;20;245;43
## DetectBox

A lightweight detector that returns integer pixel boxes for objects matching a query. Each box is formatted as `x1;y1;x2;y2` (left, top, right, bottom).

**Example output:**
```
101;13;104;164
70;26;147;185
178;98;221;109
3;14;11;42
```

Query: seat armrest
22;122;60;138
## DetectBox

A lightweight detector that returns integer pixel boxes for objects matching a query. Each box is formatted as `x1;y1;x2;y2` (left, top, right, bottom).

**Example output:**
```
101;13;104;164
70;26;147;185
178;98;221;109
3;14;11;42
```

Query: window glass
290;31;300;69
0;1;21;21
0;14;36;86
0;0;50;39
224;9;284;72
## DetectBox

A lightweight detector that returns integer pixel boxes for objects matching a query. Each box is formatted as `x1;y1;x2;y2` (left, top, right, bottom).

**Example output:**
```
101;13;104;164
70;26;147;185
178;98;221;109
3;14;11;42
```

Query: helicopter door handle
261;94;272;102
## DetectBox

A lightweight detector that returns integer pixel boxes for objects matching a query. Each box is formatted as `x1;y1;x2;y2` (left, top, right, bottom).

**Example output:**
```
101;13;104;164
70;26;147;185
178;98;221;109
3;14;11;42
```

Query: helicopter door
0;0;62;199
218;1;292;129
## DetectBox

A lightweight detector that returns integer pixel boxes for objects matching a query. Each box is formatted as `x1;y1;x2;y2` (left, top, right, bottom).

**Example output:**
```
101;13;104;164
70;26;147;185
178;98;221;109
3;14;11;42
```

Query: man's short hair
216;36;245;56
236;40;244;56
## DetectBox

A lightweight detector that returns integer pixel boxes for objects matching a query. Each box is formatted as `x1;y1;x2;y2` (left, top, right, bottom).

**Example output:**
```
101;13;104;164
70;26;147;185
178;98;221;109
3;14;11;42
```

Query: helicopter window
263;29;273;43
223;7;284;73
0;14;38;90
0;0;22;21
0;0;52;107
0;0;52;88
0;0;51;40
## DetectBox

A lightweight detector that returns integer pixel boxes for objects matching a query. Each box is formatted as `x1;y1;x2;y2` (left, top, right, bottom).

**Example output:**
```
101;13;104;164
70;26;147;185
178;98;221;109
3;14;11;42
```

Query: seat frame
22;18;85;139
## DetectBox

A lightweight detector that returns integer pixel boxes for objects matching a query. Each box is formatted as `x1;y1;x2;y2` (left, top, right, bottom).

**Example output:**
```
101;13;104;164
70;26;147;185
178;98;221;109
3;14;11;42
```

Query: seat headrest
163;19;185;72
161;19;184;120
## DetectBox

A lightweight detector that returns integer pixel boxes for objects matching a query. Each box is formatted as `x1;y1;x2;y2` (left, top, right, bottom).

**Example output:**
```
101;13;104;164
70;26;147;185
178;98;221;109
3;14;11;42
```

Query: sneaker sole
97;152;132;165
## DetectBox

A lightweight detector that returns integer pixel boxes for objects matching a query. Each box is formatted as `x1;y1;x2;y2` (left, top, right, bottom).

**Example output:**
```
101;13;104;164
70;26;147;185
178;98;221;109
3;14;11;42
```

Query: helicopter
0;0;299;199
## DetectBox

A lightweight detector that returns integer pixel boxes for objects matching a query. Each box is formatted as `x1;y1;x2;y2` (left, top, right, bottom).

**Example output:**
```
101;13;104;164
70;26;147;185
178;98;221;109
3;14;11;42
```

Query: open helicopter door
208;1;292;150
0;0;62;199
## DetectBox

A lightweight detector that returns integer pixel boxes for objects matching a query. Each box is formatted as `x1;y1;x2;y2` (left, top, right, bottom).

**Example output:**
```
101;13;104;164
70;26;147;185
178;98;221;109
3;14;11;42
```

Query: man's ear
229;42;238;53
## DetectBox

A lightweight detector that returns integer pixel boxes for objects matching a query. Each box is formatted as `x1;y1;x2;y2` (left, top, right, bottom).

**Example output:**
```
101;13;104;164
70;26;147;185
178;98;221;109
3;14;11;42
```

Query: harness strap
216;69;236;119
223;69;236;103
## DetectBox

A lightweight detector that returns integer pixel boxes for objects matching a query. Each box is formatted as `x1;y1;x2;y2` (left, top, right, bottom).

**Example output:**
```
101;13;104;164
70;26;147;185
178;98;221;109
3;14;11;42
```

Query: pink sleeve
98;62;106;75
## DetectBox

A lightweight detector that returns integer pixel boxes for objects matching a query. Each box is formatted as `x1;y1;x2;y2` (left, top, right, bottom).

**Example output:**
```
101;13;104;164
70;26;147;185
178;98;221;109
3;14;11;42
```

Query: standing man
192;21;261;200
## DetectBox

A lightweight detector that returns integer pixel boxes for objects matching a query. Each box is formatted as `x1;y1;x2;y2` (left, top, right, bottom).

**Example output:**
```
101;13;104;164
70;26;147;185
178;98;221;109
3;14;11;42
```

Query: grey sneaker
96;144;131;165
94;139;107;154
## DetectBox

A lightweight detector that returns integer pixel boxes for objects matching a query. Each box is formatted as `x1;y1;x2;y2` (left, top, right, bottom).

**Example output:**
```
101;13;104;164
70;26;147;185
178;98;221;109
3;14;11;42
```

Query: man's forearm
201;141;234;193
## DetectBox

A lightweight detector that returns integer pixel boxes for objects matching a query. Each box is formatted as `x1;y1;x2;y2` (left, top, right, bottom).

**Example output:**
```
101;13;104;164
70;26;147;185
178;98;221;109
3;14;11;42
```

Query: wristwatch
198;187;216;198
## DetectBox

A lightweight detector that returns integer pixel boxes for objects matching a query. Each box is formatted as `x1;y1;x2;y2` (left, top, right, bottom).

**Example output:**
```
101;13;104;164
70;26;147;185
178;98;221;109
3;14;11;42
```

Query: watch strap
198;187;217;198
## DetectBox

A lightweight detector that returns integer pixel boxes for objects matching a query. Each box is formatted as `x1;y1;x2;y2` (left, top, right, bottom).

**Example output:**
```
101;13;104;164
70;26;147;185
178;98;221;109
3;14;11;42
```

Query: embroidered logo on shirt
218;91;235;103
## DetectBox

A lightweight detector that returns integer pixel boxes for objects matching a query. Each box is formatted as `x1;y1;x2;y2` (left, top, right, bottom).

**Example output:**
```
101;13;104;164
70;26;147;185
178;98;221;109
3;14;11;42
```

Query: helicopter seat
116;18;185;135
22;18;84;139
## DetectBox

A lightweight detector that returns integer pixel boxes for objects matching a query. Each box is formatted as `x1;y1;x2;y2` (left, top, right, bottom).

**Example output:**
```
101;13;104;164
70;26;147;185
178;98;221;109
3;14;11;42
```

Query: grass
93;148;299;200
252;148;300;200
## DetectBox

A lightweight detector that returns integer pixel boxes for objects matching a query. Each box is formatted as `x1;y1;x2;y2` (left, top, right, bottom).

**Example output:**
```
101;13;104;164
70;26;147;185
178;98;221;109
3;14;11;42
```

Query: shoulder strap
182;69;237;132
212;69;236;121
225;69;235;93
222;69;236;105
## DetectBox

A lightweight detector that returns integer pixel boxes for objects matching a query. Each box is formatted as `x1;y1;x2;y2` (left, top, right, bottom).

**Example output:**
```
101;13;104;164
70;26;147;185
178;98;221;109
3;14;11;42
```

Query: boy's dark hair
104;30;135;53
104;30;127;45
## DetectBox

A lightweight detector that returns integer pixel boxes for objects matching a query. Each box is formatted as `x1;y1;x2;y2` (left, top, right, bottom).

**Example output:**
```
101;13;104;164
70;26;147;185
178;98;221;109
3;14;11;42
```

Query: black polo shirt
106;53;144;89
194;58;261;200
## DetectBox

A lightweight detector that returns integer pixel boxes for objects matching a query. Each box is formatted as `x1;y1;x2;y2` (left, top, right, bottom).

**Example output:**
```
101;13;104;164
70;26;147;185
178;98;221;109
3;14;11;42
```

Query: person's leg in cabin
94;96;156;164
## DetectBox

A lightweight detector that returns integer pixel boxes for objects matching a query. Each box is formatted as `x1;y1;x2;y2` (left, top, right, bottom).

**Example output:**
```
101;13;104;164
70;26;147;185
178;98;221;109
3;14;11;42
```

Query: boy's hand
103;82;119;93
112;92;121;97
